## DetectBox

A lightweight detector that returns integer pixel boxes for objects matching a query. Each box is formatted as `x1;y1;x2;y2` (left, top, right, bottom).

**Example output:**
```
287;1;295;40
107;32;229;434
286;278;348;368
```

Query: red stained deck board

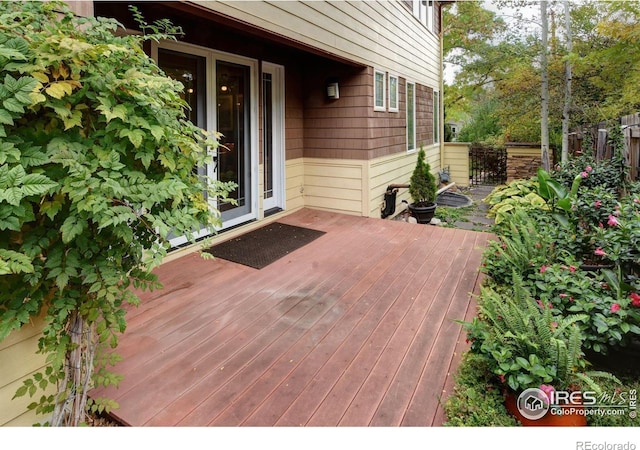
303;227;464;426
334;231;481;426
92;209;491;427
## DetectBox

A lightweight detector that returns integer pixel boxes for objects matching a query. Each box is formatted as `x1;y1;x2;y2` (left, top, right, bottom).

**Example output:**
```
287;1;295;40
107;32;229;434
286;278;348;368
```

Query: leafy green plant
0;1;235;426
585;373;640;426
409;146;437;206
481;209;555;285
463;272;619;393
525;263;640;354
443;352;519;426
536;168;582;227
484;178;546;225
434;204;473;227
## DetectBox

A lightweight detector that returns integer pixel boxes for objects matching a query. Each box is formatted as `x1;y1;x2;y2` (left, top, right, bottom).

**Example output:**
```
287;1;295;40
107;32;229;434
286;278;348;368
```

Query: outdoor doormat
205;222;326;269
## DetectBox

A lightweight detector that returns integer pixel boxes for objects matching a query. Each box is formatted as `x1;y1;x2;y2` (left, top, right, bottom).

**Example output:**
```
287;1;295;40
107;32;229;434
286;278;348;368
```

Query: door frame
261;62;286;213
152;41;259;245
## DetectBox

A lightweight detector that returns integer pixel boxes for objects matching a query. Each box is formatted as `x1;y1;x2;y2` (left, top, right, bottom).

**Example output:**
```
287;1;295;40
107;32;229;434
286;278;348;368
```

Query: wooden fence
569;113;640;181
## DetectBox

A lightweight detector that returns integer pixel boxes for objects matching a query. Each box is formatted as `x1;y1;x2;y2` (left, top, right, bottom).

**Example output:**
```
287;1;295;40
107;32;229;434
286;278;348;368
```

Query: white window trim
407;80;416;153
411;0;435;34
433;90;440;144
388;74;399;113
151;39;260;243
374;69;386;112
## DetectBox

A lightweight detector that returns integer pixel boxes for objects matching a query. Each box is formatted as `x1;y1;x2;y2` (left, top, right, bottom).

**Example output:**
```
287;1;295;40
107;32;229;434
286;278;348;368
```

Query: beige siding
302;158;367;215
190;1;441;88
443;142;470;187
368;144;440;218
0;315;51;426
285;158;305;211
66;1;93;17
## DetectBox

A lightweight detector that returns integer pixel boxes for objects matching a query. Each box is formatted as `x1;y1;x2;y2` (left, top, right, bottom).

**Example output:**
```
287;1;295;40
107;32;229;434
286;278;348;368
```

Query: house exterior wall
92;1;444;219
190;0;442;88
0;314;52;426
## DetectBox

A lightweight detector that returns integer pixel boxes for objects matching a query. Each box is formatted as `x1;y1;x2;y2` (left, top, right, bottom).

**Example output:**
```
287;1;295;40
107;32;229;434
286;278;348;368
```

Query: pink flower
630;293;640;308
540;384;555;404
580;171;589;178
594;200;602;208
498;374;506;384
611;303;621;313
540;265;548;274
569;265;576;273
585;166;593;172
608;215;619;226
559;293;568;298
594;247;607;256
634;198;639;204
599;222;604;228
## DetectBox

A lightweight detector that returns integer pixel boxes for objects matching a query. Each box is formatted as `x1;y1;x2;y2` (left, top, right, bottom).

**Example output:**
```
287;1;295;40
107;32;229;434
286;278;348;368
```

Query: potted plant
462;271;620;426
408;146;438;224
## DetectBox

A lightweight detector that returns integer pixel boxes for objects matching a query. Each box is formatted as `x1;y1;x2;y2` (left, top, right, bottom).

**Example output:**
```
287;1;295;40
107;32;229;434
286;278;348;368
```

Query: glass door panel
262;72;274;206
217;61;251;221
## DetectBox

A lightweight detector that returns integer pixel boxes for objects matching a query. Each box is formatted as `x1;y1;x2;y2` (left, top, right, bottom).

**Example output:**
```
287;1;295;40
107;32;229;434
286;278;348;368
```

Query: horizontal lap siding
286;159;305;211
303;158;366;216
368;145;440;218
443;143;470;187
0;314;52;426
191;1;441;87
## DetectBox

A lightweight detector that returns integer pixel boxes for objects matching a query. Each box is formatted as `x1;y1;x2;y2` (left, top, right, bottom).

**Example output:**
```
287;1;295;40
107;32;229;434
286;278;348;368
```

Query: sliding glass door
156;43;258;245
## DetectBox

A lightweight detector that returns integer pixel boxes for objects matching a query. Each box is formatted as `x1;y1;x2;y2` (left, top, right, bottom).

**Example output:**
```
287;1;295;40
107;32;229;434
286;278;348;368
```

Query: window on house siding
412;0;435;32
407;81;416;152
433;90;440;143
374;69;386;111
427;0;434;32
389;75;399;112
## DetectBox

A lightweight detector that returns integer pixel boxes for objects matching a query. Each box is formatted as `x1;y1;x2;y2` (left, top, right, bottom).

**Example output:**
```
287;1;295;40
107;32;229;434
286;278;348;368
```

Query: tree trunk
51;310;97;426
561;0;572;164
540;0;551;171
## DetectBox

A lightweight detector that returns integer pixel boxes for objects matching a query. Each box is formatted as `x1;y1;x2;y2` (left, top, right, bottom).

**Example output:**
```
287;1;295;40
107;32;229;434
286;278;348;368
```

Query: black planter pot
408;202;437;224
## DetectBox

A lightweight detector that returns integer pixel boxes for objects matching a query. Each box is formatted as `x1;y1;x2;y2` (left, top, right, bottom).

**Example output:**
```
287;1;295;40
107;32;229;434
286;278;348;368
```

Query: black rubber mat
436;191;473;208
205;222;326;269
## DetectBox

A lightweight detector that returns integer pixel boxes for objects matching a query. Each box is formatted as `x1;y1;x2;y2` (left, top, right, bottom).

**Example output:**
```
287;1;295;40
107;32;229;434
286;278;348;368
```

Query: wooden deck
92;208;491;427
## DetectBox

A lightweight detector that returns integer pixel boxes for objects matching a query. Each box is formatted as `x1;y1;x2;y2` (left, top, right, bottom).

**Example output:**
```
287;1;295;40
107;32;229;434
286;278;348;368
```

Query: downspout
380;184;410;219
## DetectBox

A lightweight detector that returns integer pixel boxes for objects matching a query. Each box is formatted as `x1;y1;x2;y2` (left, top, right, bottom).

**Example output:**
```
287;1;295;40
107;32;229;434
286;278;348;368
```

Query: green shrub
0;1;235;425
409;147;437;206
481;209;556;285
443;353;519;427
